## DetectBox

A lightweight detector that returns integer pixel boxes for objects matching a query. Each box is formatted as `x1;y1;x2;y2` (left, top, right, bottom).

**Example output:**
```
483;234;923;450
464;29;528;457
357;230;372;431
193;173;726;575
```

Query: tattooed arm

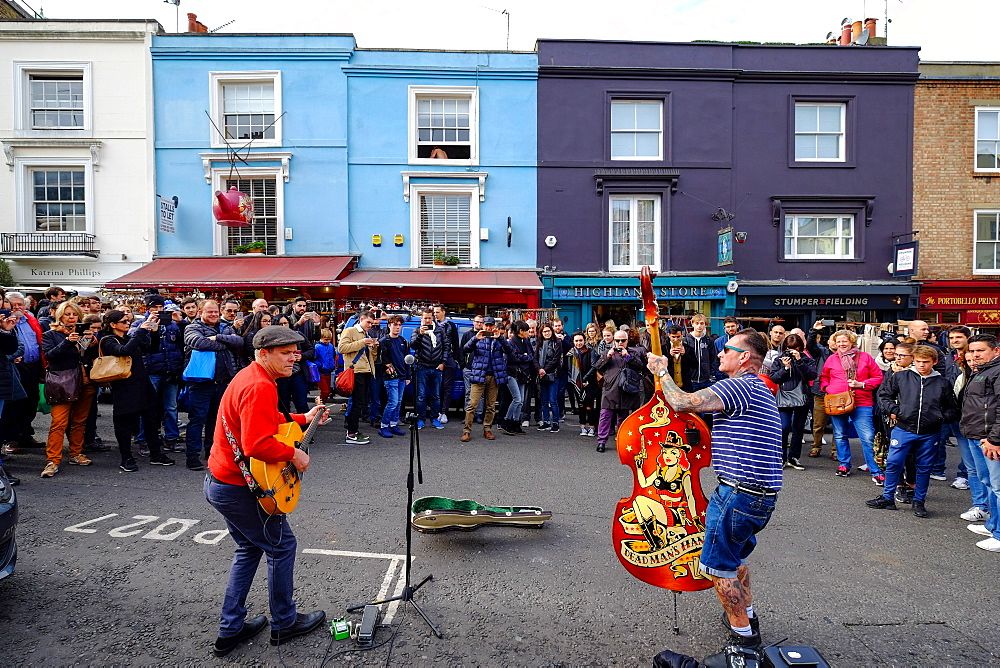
647;353;724;413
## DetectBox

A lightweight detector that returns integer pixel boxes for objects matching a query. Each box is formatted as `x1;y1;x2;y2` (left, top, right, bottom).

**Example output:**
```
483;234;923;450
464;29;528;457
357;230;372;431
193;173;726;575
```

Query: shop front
918;281;1000;333
542;274;737;334
736;283;919;332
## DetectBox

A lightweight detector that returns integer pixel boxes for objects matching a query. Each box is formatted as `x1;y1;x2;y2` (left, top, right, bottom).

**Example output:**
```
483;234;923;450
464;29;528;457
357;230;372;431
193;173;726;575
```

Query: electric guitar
249;404;327;515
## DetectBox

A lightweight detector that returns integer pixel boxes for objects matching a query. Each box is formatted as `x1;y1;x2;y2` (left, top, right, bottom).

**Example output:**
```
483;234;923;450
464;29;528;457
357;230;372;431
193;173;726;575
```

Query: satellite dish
853;29;869;45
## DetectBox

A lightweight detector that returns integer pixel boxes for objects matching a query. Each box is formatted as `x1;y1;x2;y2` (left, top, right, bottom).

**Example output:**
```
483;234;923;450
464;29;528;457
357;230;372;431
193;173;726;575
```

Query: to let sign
158;196;176;234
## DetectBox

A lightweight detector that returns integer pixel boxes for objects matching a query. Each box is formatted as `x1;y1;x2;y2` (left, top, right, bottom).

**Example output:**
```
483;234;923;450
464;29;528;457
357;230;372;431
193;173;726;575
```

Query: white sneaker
587;427;596;437
821;437;828;445
961;507;991;522
580;427;588;436
438;413;448;424
951;477;970;490
968;523;993;536
976;537;1000;552
521;420;529;427
929;473;948;481
857;464;869;472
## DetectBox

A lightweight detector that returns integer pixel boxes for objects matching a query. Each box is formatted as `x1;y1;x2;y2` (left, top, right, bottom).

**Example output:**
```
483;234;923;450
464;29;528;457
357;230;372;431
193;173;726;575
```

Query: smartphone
821;319;835;327
0;309;10;317
75;323;88;334
236;311;245;319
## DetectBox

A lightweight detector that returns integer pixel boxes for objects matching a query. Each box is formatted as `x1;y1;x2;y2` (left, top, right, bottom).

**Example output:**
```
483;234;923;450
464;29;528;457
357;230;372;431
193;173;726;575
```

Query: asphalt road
1;403;998;667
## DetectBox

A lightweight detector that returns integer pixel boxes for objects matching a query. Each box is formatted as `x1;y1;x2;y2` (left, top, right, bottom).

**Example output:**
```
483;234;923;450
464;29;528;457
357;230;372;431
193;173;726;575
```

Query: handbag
182;349;216;382
90;339;133;383
44;367;82;405
335;348;368;396
824;390;855;415
618;366;642;395
305;360;321;383
776;382;806;409
37;382;52;415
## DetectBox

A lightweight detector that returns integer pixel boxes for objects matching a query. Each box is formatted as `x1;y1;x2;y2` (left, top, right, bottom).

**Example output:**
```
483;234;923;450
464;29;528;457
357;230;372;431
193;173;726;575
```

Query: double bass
612;267;714;592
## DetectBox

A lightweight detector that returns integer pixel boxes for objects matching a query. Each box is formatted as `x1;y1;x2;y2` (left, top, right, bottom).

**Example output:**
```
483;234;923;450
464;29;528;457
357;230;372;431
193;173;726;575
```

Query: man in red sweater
205;326;329;657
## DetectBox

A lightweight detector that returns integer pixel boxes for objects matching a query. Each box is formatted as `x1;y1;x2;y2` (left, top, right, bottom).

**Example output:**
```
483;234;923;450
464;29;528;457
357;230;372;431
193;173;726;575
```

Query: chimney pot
864;17;878;39
840;23;852;46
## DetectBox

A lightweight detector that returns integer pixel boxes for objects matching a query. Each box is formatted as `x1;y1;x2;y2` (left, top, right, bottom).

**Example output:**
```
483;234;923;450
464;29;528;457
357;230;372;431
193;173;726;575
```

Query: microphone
404;354;416;365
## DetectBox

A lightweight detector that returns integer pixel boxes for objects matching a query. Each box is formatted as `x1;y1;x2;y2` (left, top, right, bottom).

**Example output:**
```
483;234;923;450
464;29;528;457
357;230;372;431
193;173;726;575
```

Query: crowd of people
1;287;997;555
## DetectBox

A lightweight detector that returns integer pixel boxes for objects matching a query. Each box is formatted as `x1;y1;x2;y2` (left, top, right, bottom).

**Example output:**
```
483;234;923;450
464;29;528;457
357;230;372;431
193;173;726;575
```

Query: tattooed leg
711;571;751;628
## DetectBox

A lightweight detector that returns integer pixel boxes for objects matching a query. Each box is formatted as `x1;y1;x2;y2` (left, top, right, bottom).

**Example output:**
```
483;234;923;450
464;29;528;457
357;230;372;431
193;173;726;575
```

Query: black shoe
550;424;560;433
866;496;897;510
187;459;205;471
596;443;607;453
83;441;112;453
912;500;929;518
269;610;326;646
149;455;176;466
213;614;268;658
119;459;139;473
720;611;760;636
537;422;550;431
499;421;517;436
136;441;149;457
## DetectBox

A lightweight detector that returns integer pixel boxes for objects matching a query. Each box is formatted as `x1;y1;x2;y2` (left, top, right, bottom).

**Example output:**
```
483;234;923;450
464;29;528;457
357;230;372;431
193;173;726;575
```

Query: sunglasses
724;344;747;353
614;338;628;342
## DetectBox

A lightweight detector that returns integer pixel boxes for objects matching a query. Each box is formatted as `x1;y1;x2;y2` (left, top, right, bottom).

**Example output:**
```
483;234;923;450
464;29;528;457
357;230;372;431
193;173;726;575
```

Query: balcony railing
0;232;99;258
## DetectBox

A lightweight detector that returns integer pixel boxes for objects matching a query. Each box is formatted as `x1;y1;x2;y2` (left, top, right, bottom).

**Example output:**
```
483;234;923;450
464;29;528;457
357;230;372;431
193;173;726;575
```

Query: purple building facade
537;40;920;333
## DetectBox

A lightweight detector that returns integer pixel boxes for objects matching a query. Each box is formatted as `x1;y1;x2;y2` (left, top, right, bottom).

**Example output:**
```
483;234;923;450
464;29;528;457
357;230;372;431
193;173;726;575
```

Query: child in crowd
315;328;337;404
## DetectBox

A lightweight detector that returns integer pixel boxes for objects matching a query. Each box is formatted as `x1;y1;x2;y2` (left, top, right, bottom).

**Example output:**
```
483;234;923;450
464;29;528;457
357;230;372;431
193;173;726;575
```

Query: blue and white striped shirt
708;374;784;491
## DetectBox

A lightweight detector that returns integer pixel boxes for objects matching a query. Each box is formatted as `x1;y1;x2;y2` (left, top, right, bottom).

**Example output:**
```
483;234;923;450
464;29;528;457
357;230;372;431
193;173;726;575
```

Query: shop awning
104;256;356;288
339;269;543;291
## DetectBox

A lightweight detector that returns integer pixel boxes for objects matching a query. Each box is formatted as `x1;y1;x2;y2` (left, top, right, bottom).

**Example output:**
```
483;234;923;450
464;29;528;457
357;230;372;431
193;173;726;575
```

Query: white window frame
783;213;855;260
610;100;663;161
208;71;282;149
608;194;661;272
12;61;93;138
973;209;1000;275
974;107;1000;173
210;166;285;256
793;102;846;163
408;85;479;166
409;183;480;268
14;156;95;234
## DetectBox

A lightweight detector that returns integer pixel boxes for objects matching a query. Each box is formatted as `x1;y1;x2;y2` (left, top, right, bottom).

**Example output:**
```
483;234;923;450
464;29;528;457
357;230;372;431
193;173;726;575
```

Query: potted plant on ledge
233;240;266;255
433;248;460;266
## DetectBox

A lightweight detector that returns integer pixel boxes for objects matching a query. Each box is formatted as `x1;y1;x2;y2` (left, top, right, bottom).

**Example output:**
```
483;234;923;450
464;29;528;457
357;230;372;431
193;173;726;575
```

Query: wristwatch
657;369;668;378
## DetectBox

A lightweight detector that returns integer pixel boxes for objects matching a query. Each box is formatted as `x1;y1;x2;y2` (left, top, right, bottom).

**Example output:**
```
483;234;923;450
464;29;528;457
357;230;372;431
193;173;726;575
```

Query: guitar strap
221;414;270;500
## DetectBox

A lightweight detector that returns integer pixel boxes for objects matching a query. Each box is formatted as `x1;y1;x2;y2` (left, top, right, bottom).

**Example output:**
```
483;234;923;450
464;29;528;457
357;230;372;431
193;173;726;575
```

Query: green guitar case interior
410;496;553;533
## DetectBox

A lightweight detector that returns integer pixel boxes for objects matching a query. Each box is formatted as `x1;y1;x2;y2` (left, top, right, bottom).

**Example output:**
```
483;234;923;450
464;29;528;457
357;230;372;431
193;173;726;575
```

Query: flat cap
253;325;305;349
482;316;496;326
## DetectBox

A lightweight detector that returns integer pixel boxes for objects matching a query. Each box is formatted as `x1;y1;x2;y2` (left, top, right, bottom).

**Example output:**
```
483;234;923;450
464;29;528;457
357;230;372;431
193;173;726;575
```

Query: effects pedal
356;604;382;646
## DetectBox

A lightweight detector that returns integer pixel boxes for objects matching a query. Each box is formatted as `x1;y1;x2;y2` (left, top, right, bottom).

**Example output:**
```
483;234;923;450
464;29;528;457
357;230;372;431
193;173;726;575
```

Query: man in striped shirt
647;328;782;667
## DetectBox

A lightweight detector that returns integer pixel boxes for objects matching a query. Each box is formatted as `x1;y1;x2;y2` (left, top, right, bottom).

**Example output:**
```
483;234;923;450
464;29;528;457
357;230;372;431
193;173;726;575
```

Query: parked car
339;311;476;411
0;469;18;580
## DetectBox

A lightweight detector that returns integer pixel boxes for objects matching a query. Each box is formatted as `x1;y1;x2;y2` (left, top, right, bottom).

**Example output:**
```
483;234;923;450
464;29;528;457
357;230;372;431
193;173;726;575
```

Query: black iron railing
0;232;99;258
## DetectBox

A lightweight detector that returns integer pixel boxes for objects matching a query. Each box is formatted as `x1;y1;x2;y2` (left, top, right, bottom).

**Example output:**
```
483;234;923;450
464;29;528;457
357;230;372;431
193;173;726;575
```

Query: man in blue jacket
461;317;510;442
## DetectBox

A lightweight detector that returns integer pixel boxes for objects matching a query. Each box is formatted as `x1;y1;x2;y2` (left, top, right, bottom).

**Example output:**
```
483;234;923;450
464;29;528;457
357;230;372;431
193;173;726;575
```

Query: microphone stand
347;354;442;637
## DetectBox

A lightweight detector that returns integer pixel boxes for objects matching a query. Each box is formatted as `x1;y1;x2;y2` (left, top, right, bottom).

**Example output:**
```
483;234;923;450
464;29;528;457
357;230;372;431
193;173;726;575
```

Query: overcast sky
25;0;998;61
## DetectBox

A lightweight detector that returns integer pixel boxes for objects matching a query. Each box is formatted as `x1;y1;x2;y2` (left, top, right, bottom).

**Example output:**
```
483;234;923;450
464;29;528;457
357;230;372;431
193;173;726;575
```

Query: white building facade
0;20;160;289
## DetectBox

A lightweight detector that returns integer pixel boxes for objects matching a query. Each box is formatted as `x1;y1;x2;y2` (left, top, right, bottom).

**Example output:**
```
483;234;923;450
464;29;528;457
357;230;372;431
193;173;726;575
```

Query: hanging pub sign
893;241;918;277
213;186;253;227
717;227;733;267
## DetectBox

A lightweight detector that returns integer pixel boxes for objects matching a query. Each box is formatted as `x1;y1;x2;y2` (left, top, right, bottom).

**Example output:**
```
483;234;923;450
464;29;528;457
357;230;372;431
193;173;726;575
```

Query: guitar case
410;496;552;533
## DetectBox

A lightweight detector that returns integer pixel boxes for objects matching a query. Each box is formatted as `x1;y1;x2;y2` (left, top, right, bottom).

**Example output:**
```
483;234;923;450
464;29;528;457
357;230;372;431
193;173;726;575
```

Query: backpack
618;366;642;395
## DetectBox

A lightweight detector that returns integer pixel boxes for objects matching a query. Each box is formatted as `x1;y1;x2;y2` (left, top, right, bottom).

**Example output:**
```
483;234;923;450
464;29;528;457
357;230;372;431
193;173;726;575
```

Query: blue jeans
186;382;226;462
415;367;441;420
381;378;407;427
965;435;1000;539
504;376;524;421
940;422;968;478
540;379;560;425
700;483;776;579
204;475;297;634
955;433;990;510
881;428;938;503
830;405;880;475
139;375;181;441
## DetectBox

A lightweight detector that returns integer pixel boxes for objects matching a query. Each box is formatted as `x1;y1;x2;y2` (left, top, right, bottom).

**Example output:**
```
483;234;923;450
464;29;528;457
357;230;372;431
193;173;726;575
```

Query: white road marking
64;513;118;533
142;518;201;541
303;548;407;560
303;549;413;624
193;528;230;545
108;516;160;537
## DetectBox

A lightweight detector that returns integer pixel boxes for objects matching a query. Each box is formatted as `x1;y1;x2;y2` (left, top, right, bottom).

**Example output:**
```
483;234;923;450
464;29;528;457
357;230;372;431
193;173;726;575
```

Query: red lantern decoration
213;186;253;227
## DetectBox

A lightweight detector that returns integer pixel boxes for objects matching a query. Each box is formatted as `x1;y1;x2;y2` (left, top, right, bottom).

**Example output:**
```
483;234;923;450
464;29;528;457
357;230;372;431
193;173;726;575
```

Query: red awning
104;256;356;288
339;269;542;291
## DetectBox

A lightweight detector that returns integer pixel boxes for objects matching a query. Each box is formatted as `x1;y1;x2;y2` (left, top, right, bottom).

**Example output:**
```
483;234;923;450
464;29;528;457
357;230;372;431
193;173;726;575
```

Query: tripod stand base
347;573;443;638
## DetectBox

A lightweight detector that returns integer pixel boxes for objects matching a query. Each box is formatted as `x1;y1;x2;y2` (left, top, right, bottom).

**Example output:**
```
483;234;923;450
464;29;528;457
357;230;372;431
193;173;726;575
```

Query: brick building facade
915;63;1000;327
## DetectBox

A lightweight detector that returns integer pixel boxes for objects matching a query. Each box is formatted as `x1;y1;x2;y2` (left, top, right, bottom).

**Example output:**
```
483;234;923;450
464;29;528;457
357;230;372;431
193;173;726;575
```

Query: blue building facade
133;34;539;309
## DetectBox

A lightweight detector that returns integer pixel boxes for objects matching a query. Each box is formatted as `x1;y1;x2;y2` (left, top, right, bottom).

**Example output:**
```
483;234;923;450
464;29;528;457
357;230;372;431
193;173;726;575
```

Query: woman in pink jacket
820;329;884;483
